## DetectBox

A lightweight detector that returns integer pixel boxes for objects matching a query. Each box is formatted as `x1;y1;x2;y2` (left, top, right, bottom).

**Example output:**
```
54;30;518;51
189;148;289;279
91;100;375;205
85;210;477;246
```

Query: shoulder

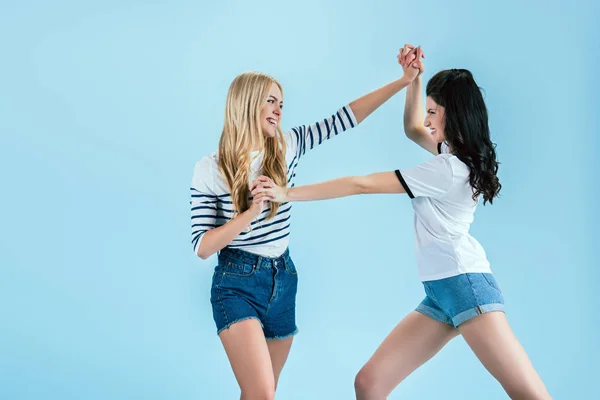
282;128;297;147
194;153;218;170
428;153;454;172
192;153;219;192
443;154;470;179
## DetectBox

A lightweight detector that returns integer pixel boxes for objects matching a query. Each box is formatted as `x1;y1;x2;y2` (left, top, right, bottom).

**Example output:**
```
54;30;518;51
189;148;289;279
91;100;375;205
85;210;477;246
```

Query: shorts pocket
210;270;224;303
423;282;440;305
482;274;502;294
284;257;297;275
221;261;256;277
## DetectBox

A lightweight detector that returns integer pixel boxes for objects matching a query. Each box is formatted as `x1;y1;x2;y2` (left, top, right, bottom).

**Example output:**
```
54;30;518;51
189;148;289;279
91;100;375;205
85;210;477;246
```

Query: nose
424;118;430;127
274;107;281;116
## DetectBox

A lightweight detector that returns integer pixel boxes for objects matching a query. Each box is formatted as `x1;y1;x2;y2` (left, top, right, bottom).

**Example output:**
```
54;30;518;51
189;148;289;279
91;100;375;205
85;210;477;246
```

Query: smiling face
424;96;446;143
259;83;283;138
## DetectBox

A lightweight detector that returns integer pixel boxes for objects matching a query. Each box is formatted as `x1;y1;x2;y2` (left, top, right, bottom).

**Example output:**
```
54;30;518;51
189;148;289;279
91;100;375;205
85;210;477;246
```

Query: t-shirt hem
419;267;493;282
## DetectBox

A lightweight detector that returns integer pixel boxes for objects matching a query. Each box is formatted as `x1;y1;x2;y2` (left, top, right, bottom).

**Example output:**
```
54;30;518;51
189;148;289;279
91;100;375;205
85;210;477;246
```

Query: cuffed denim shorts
210;247;298;340
416;273;505;327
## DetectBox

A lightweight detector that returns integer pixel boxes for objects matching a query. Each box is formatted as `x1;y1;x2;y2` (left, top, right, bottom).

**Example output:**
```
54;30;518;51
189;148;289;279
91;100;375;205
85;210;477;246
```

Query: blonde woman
190;64;422;399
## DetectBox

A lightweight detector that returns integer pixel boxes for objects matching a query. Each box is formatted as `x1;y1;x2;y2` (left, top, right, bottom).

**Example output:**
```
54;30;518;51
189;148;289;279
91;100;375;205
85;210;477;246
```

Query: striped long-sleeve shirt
190;105;358;258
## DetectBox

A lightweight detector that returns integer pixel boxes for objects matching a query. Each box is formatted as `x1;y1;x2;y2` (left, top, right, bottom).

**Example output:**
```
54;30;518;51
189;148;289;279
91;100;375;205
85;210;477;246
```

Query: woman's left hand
250;176;288;203
398;44;425;79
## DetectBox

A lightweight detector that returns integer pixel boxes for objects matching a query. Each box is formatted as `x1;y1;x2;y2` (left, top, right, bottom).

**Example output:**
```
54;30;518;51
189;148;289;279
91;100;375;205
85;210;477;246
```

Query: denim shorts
416;273;505;327
210;247;298;340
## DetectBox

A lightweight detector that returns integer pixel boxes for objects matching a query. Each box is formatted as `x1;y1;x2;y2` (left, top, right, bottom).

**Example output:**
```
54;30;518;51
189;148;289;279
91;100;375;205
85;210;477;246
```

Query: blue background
1;0;598;398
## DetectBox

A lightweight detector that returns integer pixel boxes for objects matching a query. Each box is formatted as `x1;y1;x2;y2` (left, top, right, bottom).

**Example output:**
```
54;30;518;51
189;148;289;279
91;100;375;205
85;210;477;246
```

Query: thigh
219;318;275;397
356;311;459;398
459;312;551;399
267;336;294;388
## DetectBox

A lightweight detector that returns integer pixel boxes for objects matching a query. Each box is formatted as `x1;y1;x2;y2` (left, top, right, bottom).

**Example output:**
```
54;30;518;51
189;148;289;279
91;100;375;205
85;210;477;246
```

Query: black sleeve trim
394;170;415;199
437;142;442;155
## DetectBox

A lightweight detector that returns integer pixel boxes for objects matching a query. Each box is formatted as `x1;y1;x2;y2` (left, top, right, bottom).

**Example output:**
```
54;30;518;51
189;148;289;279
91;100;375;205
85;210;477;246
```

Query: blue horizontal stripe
190;192;216;199
229;231;290;248
251;203;291;225
343;106;355;128
190;189;231;197
192;214;229;221
323;118;331;140
287;155;297;171
191;199;218;204
292;127;302;157
191;203;234;214
191;203;291;223
332;113;339;136
337;111;346;130
192;223;216;229
191;228;208;237
191;205;217;212
191;232;204;246
235;214;292;236
288;159;299;174
191;197;233;206
232;223;290;243
316;120;323;146
299;126;306;155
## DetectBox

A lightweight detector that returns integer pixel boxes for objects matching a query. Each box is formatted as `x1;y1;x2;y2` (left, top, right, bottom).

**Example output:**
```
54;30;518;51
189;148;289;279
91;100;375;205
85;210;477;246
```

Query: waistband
218;247;290;268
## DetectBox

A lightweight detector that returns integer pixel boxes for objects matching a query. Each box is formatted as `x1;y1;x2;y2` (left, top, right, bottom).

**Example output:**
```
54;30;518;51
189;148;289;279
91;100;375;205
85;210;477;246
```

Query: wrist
285;187;294;202
400;74;415;86
243;207;260;219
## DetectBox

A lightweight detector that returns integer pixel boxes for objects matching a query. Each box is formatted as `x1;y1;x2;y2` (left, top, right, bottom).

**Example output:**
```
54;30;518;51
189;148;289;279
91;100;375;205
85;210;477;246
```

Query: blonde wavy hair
218;72;287;220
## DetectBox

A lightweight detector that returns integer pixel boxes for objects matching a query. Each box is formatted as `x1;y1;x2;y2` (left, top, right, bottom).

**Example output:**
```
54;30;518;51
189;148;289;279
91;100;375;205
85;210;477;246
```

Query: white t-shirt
395;142;492;281
191;105;358;258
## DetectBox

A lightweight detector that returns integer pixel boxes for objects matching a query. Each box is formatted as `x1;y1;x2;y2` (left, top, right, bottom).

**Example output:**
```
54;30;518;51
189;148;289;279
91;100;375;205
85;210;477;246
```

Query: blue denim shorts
416;273;505;327
210;247;298;340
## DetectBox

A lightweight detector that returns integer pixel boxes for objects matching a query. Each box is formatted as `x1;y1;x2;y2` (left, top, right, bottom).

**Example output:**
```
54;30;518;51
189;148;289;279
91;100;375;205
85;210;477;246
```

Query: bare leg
459;312;552;400
355;311;459;400
267;337;294;389
219;319;275;400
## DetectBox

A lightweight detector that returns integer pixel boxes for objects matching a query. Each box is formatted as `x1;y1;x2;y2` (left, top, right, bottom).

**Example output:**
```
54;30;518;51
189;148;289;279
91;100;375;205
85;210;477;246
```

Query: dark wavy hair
426;69;501;205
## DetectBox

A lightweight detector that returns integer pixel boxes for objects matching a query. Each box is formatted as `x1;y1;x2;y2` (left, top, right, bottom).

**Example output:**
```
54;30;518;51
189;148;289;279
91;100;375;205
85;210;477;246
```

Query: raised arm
349;76;413;124
287;53;420;160
403;76;438;155
400;45;438;155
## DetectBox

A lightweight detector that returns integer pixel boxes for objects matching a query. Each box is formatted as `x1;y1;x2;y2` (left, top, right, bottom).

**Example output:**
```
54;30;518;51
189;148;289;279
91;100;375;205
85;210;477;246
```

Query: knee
241;384;275;400
354;367;383;399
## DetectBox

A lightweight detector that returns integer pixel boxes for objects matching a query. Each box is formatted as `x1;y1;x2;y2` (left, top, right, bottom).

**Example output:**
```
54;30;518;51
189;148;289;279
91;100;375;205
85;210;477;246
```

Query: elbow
197;249;213;260
355;176;371;195
403;127;419;139
196;243;212;260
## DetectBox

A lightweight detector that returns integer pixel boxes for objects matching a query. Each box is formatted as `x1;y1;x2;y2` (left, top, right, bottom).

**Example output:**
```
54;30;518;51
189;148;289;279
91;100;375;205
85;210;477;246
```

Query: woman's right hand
247;187;275;217
398;44;424;81
250;176;288;204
